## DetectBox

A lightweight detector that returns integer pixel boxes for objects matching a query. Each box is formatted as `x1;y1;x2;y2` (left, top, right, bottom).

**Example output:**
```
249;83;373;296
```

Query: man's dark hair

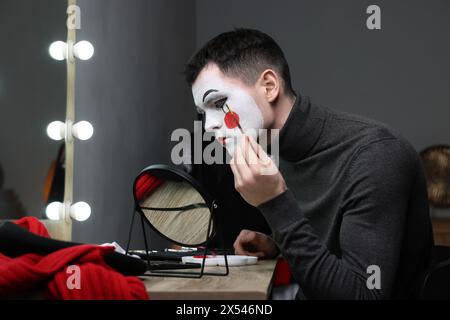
184;28;295;97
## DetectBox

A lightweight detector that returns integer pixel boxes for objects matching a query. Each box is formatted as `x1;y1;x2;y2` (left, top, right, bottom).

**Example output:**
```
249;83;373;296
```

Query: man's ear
258;69;280;103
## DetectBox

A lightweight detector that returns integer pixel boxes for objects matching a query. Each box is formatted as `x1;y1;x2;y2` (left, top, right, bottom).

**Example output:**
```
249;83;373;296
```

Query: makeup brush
214;99;244;134
224;104;244;134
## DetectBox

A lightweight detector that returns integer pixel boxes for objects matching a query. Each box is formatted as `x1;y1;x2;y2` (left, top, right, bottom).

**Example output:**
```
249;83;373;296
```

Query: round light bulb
70;201;91;221
73;121;94;140
48;41;66;61
46;121;65;141
46;201;63;220
73;41;94;60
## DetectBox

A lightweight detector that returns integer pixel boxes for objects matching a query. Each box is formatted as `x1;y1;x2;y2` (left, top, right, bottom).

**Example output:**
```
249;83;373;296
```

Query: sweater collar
278;94;326;162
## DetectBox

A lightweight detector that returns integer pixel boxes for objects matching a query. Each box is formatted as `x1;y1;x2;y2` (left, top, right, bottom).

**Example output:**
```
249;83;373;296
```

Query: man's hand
230;134;287;207
233;229;279;258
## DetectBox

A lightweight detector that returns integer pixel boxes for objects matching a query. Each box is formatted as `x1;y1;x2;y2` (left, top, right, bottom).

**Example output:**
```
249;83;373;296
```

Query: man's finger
240;229;257;243
247;134;272;165
233;238;252;256
242;135;259;166
234;241;265;258
251;251;266;258
234;242;262;257
229;156;242;186
234;137;251;179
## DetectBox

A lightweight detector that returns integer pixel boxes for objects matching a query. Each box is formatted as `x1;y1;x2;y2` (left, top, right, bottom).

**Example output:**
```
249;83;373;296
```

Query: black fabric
421;246;450;299
258;94;433;299
0;221;147;276
193;161;271;248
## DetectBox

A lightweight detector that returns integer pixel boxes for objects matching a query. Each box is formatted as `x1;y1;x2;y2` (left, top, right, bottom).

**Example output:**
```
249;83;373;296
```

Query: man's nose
204;114;222;132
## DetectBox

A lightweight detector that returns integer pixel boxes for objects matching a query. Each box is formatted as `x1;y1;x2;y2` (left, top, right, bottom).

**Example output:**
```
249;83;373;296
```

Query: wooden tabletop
141;259;277;300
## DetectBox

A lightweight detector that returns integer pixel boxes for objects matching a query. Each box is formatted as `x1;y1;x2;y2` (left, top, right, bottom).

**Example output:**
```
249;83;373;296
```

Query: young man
183;28;433;299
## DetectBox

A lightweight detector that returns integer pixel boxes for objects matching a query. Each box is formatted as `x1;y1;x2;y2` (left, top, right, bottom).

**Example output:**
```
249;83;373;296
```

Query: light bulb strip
49;40;94;61
65;120;74;143
45;201;91;222
64;201;72;223
67;41;75;62
47;120;93;142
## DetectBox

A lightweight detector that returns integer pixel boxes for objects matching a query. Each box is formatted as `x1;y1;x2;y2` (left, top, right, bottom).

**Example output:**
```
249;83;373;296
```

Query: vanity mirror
127;164;229;278
0;0;94;241
0;0;66;225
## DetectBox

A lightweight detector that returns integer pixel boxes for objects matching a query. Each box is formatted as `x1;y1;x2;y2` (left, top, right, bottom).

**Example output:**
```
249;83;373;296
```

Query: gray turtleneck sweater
258;95;433;299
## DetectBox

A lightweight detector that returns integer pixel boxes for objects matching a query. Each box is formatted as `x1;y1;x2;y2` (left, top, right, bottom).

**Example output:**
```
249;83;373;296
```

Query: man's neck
271;93;297;131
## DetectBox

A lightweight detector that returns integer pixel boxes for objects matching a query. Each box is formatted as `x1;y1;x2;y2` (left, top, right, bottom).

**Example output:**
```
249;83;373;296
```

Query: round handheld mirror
133;164;216;247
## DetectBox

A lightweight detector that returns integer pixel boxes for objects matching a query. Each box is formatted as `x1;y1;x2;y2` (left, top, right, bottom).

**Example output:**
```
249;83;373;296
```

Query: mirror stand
125;201;229;278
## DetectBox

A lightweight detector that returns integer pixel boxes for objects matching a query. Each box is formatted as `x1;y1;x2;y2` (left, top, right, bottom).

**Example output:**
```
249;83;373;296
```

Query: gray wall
196;0;450;152
0;0;66;218
195;0;450;217
72;0;196;246
73;0;450;245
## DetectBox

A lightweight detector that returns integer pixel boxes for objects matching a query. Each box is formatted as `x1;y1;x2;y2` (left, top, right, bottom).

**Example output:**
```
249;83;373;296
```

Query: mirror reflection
134;170;213;246
0;0;66;219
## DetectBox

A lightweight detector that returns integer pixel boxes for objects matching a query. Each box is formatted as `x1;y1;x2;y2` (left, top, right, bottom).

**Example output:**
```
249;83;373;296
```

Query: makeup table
141;259;277;300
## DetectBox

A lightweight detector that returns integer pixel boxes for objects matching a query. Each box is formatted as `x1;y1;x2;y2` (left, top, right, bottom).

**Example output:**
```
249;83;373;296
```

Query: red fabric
272;257;293;286
15;216;50;238
135;173;163;201
0;217;148;300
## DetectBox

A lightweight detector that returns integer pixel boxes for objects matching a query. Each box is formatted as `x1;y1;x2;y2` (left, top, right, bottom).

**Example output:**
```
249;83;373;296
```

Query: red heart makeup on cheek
224;111;240;129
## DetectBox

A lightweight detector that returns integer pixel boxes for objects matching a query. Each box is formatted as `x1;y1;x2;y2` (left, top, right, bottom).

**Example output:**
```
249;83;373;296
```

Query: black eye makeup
201;93;244;133
214;97;228;110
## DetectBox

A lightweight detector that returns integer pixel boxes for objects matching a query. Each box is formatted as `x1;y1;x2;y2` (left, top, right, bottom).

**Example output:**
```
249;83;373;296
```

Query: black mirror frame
125;164;229;278
132;164;217;247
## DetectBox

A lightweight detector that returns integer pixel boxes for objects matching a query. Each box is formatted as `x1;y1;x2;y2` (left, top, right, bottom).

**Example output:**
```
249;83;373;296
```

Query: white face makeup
192;67;264;156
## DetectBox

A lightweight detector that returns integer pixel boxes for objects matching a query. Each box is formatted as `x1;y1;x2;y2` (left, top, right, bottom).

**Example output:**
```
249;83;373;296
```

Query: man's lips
217;137;227;145
217;135;241;146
